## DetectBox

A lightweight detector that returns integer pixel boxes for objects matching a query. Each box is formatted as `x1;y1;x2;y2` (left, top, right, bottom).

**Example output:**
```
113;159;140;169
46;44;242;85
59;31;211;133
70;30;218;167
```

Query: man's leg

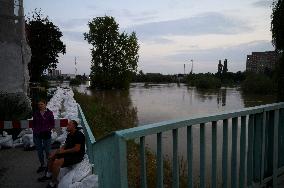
33;134;45;172
43;138;51;164
51;158;64;185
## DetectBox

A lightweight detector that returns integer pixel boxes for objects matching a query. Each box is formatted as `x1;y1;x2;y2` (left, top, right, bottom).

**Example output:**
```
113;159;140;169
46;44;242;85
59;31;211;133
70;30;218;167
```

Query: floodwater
73;82;277;185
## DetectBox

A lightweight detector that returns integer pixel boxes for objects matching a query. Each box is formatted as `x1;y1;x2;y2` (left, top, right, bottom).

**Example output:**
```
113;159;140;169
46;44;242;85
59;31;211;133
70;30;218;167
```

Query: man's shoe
37;175;52;182
36;166;46;173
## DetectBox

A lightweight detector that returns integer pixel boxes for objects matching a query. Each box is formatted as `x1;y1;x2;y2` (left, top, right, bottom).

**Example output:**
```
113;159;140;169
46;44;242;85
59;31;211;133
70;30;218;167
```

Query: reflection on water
52;82;277;126
73;82;278;129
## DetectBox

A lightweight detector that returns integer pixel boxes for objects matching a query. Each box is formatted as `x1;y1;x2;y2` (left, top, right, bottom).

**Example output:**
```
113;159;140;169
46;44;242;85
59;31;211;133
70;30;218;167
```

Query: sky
24;0;275;75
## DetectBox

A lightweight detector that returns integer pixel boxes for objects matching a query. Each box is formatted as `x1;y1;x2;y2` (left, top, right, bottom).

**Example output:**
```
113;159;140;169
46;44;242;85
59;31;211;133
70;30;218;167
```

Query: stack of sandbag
61;88;79;123
0;131;13;149
58;156;98;188
47;87;65;118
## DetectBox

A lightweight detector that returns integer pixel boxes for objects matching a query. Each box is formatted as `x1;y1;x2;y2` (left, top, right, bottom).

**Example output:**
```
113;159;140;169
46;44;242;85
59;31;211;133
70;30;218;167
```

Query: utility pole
190;59;193;74
75;56;77;76
184;64;185;75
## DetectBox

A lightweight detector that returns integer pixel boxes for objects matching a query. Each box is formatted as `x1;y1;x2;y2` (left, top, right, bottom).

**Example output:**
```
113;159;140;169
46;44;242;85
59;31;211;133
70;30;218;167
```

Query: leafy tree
271;0;284;53
84;16;139;89
271;0;284;100
26;10;66;82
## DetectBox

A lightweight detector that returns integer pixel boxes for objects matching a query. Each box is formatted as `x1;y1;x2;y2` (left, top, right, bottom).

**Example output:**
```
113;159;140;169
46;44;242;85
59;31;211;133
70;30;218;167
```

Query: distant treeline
132;70;277;94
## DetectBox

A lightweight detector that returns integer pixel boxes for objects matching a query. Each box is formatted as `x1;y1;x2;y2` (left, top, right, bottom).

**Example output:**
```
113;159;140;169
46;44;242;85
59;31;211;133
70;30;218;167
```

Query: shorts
56;153;83;167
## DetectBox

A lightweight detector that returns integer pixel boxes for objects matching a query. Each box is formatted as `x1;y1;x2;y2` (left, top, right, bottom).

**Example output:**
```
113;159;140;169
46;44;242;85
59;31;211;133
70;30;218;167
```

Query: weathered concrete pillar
0;0;32;120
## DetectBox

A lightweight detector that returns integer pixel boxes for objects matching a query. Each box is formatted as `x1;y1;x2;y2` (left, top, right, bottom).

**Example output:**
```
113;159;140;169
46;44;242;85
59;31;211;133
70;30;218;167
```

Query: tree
26;10;66;82
271;0;284;100
84;16;139;89
271;0;284;53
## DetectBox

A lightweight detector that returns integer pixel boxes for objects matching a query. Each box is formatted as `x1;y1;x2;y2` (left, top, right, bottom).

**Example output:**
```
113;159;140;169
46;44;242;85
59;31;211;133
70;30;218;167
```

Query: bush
241;74;276;94
70;78;81;85
188;74;221;89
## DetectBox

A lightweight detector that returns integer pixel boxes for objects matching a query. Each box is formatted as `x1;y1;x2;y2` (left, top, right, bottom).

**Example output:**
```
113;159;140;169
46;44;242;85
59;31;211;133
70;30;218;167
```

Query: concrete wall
0;0;32;120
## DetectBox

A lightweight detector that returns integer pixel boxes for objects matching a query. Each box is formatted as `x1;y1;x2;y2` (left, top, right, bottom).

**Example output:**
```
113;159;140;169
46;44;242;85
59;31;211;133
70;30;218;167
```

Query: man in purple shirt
33;99;55;173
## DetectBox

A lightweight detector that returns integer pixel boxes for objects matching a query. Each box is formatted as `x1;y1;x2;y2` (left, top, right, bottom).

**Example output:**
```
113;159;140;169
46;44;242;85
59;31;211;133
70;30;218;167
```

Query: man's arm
57;144;81;155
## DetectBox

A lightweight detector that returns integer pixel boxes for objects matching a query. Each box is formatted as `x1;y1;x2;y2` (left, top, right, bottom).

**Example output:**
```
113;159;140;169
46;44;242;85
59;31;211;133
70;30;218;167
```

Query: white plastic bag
81;175;99;188
22;134;34;148
0;135;13;148
58;169;75;188
72;157;92;183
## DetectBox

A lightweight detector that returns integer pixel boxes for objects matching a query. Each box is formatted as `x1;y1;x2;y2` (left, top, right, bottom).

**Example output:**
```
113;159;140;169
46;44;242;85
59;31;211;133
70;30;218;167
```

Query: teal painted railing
77;105;96;168
80;102;284;188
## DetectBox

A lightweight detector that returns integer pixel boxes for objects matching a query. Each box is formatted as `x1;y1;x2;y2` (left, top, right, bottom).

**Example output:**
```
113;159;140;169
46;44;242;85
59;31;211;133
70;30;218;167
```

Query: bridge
80;102;284;188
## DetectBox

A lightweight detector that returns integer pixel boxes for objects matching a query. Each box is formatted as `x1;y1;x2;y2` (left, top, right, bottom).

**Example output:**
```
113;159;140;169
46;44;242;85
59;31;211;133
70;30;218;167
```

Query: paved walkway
0;147;49;188
1;148;284;188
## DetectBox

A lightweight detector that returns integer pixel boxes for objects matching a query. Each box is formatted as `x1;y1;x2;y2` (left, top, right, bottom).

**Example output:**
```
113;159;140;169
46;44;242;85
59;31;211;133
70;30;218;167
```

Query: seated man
38;120;85;188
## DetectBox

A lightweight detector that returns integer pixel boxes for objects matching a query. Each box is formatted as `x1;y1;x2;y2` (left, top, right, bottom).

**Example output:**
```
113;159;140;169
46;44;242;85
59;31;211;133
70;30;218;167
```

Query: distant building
48;69;61;77
246;51;280;73
62;74;76;79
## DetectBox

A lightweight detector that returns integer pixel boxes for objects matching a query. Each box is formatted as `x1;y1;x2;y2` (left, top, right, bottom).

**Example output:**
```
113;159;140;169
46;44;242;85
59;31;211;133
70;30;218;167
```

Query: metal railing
77;105;96;168
80;102;284;188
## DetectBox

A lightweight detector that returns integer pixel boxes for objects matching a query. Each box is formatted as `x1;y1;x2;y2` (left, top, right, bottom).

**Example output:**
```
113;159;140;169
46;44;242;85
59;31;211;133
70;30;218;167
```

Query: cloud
125;12;253;39
57;18;89;30
142;37;174;44
252;0;273;8
87;8;159;24
62;31;85;42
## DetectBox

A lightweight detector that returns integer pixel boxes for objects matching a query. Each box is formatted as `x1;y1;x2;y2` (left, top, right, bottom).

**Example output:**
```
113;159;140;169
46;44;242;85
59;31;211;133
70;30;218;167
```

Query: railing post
222;119;228;188
231;117;238;188
173;128;179;188
265;111;274;179
200;123;206;188
211;121;217;188
94;133;128;188
140;136;147;188
253;113;263;183
260;112;266;184
157;132;163;188
273;109;279;187
239;116;247;188
278;109;284;168
247;114;254;186
187;126;193;188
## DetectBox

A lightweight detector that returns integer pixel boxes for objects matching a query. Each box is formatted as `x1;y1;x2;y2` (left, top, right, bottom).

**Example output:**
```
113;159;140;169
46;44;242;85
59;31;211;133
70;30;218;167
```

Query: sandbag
72;157;92;183
58;169;75;188
0;134;13;148
80;174;99;188
22;134;34;148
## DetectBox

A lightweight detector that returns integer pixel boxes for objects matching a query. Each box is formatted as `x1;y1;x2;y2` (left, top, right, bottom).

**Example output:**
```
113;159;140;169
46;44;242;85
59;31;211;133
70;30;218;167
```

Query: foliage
0;93;32;120
84;16;139;89
241;73;276;94
69;75;88;85
271;0;284;53
26;10;66;82
271;0;284;101
186;73;221;89
69;78;82;86
132;71;176;83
